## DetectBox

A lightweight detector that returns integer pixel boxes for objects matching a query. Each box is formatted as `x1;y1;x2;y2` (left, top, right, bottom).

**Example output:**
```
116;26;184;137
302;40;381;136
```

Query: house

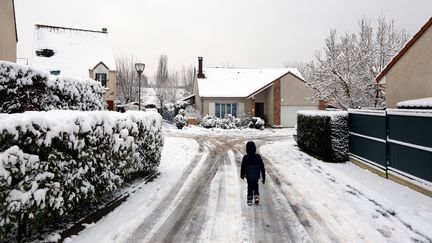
376;17;432;108
193;57;318;127
0;0;18;62
32;25;117;110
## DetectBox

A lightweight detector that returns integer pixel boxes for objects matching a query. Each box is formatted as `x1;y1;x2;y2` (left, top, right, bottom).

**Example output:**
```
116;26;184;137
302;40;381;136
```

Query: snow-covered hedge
200;115;265;130
297;110;348;162
0;110;163;239
0;61;105;113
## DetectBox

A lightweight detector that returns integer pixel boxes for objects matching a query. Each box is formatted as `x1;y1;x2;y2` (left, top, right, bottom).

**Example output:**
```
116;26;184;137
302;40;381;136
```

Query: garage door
281;106;318;127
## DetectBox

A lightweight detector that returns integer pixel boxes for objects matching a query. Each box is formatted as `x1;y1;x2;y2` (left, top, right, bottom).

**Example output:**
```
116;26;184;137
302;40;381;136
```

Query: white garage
281;105;318;127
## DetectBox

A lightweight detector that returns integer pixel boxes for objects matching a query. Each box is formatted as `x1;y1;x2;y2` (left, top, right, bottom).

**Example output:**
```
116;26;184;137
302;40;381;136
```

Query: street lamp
134;62;145;111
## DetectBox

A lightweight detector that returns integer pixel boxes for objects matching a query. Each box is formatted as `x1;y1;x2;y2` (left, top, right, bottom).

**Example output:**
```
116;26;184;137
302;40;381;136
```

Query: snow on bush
249;117;265;130
201;115;216;128
0;61;105;113
161;103;175;121
297;110;348;162
174;109;187;129
200;115;265;130
184;106;202;124
0;110;163;238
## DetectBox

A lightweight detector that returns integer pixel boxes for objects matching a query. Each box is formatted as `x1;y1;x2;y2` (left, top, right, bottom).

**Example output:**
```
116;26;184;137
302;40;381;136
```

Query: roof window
50;70;60;75
36;49;55;57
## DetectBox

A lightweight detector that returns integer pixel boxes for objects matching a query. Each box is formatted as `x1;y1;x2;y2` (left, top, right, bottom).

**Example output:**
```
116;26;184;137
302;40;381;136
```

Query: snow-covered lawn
65;136;200;243
261;139;432;242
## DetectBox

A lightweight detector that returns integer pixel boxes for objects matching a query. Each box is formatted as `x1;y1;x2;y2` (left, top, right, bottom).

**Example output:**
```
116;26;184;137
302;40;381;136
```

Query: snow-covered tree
307;16;408;109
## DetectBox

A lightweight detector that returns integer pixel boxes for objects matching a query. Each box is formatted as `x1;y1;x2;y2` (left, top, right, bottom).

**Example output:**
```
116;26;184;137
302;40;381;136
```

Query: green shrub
0;61;105;113
0;110;163;240
297;111;348;162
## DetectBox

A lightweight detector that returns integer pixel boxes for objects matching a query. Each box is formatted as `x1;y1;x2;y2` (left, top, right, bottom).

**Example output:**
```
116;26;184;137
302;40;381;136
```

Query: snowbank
0;61;105;113
297;110;348;162
0;110;163;239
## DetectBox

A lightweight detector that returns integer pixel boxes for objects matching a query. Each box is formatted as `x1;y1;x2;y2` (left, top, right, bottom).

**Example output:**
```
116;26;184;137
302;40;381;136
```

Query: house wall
385;25;432;108
253;87;274;123
193;76;203;113
201;97;247;117
266;85;274;125
280;73;318;127
280;74;316;106
108;70;117;101
0;0;17;62
89;64;117;110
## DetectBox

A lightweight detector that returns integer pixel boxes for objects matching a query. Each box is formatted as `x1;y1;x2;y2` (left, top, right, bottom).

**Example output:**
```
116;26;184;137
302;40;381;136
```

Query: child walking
240;141;266;205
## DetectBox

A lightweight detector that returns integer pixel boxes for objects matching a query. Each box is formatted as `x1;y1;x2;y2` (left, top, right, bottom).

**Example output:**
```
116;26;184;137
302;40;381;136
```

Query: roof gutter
247;82;274;99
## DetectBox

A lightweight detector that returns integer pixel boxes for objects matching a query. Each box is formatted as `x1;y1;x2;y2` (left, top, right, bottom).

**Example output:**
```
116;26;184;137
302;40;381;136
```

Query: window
35;49;55;57
95;73;107;87
214;103;238;118
215;103;220;118
50;70;60;75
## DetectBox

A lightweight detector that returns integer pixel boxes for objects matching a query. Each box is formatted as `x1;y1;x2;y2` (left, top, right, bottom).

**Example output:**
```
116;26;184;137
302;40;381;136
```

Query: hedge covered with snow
0;61;105;113
0;110;163;239
297;110;348;162
200;115;265;130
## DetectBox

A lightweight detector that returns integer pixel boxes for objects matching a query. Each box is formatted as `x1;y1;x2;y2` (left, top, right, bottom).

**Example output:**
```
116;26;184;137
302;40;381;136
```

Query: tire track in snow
126;141;211;242
234;144;312;243
200;150;243;242
141;138;224;242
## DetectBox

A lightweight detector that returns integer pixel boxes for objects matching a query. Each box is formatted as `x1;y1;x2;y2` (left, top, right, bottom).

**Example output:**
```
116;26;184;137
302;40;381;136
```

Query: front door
255;102;264;119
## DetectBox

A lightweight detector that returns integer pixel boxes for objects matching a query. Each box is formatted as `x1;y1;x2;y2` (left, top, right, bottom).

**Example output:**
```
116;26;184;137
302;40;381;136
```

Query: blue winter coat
240;141;266;182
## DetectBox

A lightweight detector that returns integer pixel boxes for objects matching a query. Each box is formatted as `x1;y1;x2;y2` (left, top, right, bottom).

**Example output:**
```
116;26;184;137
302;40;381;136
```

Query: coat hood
246;141;256;155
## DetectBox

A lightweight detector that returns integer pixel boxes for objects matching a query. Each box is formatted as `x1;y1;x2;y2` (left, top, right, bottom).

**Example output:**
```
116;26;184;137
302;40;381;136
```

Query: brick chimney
197;57;205;78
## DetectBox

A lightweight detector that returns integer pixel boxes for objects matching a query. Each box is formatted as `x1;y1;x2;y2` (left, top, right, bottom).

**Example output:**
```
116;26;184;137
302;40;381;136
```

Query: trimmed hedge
200;115;265;130
0;110;163;240
297;110;348;162
0;61;105;113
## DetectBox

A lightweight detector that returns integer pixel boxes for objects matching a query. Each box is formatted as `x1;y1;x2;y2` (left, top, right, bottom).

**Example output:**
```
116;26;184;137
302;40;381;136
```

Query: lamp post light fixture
134;62;145;111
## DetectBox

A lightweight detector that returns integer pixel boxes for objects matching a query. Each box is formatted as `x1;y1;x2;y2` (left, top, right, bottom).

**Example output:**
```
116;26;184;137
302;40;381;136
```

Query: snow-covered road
66;126;432;243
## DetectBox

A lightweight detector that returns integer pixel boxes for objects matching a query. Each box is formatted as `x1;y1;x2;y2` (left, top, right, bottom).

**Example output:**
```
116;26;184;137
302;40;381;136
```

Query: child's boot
247;195;253;206
254;195;260;205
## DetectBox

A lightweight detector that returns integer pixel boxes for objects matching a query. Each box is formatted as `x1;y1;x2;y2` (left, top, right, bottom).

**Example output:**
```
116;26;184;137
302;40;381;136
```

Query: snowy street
65;125;432;243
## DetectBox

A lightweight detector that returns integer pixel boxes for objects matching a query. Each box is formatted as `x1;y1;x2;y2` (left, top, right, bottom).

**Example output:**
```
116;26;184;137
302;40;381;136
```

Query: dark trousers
247;180;259;197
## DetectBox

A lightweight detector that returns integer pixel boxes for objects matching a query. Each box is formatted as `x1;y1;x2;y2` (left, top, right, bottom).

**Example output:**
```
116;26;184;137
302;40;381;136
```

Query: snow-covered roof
32;24;116;78
197;67;304;98
397;97;432;109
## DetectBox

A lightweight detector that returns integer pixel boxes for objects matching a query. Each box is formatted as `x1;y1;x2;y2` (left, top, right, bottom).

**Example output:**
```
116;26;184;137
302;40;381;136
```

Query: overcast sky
15;0;432;77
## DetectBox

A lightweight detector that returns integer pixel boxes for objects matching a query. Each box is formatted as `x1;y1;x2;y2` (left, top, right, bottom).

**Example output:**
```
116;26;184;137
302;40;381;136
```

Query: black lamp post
134;62;145;111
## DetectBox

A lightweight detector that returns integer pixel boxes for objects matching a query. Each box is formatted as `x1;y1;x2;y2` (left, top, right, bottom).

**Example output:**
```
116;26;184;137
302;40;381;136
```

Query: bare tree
154;55;182;107
307;15;408;109
155;54;169;85
285;61;313;83
116;55;148;103
181;65;196;95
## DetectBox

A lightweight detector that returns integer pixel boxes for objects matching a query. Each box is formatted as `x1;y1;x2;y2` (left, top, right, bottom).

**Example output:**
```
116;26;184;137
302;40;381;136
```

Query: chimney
197;57;205;78
102;28;108;33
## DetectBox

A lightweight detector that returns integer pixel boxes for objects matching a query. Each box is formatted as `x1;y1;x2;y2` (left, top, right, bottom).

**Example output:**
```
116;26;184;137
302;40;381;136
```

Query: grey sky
15;0;432;77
